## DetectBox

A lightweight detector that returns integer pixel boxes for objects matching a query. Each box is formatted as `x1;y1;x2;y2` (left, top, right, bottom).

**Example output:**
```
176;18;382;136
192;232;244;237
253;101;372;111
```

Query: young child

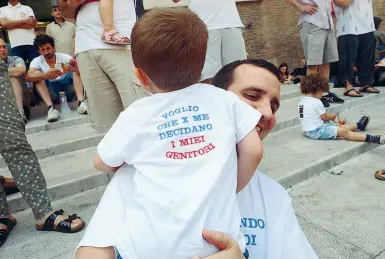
83;0;130;45
93;8;263;259
298;74;384;144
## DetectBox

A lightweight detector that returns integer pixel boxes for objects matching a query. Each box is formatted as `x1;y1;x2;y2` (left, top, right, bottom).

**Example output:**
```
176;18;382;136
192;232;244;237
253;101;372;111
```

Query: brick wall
238;0;385;70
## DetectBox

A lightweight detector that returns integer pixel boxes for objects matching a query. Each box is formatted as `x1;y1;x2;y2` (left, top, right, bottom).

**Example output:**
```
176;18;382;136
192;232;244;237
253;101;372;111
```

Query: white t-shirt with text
0;3;36;48
29;53;72;82
334;0;374;37
188;0;244;30
97;84;261;259
77;166;318;259
298;96;326;132
75;0;136;54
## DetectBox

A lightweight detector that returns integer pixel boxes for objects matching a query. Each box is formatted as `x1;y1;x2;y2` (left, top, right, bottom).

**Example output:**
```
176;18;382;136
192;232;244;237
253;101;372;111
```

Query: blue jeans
11;45;39;67
46;73;75;104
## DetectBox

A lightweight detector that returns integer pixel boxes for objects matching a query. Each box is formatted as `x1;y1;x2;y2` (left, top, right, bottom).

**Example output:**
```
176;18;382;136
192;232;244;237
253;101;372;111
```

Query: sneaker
357;116;370;131
18;108;28;123
77;100;88;114
47;106;60;122
320;97;330;107
323;92;345;103
380;135;385;145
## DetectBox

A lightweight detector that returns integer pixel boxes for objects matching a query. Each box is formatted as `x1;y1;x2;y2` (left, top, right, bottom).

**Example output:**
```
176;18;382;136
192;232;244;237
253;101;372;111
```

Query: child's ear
135;68;150;87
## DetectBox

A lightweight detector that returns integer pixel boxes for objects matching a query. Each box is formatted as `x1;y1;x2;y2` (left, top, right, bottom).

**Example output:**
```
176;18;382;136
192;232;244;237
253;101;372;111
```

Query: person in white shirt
284;0;339;81
58;0;147;134
92;8;262;259
26;35;87;122
298;74;384;144
76;56;320;258
172;0;247;83
333;0;380;97
0;0;39;65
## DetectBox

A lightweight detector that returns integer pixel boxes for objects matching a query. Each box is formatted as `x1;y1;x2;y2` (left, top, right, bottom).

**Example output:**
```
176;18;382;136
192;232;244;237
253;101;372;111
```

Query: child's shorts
304;123;338;140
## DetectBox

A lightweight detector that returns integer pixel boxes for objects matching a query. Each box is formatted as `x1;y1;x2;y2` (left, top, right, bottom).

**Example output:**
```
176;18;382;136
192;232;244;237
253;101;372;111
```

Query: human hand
24;16;37;26
192;230;244;259
45;68;63;80
61;62;78;73
298;4;318;15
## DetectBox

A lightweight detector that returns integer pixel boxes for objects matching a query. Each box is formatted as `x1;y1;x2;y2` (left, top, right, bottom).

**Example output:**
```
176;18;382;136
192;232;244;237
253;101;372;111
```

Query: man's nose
258;100;274;121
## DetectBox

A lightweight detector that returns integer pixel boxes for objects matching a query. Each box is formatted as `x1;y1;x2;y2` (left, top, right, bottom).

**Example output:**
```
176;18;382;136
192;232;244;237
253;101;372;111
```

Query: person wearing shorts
285;0;339;80
172;0;247;83
334;0;380;97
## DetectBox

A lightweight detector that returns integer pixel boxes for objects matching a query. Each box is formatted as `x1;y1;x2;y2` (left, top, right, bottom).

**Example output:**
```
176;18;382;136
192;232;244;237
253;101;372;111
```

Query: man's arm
284;0;318;15
236;129;263;193
8;63;26;78
0;17;36;30
321;112;337;121
93;153;122;173
26;67;62;82
333;0;352;8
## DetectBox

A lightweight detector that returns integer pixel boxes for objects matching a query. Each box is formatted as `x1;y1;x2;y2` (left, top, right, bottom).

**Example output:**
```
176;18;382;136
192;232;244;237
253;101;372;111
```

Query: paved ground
2;145;385;259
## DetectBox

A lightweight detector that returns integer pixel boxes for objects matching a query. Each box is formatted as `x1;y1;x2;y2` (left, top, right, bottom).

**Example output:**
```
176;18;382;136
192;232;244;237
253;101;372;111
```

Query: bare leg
337;126;366;142
306;65;319;75
9;77;23;109
318;63;330;81
341;123;358;131
73;72;85;101
76;247;116;259
35;80;54;106
99;0;115;32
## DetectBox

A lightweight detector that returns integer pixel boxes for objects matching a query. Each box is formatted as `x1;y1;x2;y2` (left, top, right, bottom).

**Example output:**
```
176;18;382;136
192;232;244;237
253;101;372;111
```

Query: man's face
228;64;281;140
0;41;8;60
38;43;55;60
51;7;63;19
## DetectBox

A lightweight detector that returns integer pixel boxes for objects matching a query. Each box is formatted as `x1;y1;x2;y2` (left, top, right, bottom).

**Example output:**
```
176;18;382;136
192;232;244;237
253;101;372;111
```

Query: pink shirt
298;0;333;30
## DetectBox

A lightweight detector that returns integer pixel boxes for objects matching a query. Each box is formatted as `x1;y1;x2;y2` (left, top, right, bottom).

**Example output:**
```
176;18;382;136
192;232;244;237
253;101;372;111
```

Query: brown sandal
0;176;19;196
375;169;385;181
359;85;380;93
102;30;131;45
36;209;85;233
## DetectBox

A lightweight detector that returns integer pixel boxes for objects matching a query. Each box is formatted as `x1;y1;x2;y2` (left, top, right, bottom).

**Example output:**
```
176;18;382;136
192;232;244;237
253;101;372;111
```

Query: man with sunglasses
46;6;76;57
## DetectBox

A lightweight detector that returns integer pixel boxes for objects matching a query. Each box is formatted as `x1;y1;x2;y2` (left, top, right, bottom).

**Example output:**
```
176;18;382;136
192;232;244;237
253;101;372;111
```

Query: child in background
93;8;262;259
298;74;384;144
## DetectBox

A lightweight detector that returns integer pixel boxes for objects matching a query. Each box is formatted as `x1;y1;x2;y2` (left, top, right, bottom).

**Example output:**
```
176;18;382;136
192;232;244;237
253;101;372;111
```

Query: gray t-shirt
6;56;26;69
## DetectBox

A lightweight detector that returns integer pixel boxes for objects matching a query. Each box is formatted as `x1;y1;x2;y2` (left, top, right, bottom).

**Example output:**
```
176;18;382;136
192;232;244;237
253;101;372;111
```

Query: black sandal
359;85;380;93
343;88;363;97
0;176;20;196
36;209;85;233
0;218;17;247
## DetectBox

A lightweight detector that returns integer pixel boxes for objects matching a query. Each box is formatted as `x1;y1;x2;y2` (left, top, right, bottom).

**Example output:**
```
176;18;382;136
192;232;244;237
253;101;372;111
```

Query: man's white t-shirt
29;53;72;83
334;0;374;37
75;0;136;55
0;3;36;48
188;0;244;30
97;84;261;259
77;166;318;259
298;96;326;132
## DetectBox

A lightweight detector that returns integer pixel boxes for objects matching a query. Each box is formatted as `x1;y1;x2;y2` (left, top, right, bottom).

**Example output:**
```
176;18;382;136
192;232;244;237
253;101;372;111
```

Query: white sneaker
77;101;88;114
380;135;385;145
47;106;60;122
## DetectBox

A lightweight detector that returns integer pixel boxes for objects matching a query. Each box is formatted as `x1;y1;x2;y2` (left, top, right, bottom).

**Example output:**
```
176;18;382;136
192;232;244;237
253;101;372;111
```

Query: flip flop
359;85;380;93
0;218;17;247
375;169;385;181
343;88;363;97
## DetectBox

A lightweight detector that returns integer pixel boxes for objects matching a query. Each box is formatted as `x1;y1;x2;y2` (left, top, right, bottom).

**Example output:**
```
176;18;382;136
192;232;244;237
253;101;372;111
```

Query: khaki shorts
299;22;339;66
202;28;247;81
77;49;148;134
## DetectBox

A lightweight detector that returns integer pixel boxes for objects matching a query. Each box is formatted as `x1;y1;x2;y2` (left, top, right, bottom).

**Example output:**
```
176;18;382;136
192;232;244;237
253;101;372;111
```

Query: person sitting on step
26;34;88;123
298;74;384;144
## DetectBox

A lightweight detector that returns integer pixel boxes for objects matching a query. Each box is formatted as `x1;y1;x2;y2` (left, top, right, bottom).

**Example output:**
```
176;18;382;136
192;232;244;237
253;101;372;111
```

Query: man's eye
244;94;258;100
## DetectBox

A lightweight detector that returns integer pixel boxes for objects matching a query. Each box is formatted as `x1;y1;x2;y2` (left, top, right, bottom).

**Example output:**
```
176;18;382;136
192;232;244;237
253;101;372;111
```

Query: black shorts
338;32;376;86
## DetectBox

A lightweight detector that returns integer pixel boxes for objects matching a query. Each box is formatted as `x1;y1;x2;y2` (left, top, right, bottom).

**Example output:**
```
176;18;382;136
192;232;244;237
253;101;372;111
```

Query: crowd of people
0;0;384;258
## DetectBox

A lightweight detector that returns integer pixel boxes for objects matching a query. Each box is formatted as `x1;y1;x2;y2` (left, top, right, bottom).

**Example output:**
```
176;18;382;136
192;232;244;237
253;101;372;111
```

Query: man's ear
135;68;150;87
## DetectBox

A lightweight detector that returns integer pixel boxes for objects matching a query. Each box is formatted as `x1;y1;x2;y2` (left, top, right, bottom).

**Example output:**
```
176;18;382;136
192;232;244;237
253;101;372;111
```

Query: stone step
0;123;104;168
280;84;301;100
273;89;385;133
260;98;385;189
288;145;385;259
1;146;111;214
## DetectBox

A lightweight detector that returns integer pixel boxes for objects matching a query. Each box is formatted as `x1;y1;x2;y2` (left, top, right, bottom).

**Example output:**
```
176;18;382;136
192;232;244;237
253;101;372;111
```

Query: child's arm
236;129;263;193
93;153;122;173
320;112;337;121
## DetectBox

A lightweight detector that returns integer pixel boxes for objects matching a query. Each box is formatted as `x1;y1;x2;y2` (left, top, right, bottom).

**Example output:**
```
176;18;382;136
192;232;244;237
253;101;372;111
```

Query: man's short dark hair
51;5;59;12
34;34;55;48
374;17;382;30
212;59;280;90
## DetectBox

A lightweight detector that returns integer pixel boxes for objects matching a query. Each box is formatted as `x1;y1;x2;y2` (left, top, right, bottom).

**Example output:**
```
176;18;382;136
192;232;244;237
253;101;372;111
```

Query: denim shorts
305;123;338;140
